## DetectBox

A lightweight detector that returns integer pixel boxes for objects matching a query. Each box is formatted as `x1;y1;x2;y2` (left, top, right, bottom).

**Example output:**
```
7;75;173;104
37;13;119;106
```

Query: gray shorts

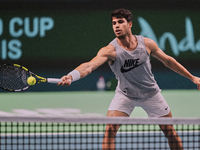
108;91;170;117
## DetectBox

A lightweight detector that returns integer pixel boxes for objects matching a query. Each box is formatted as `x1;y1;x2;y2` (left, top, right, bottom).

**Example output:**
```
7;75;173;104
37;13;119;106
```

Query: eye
112;21;116;25
118;20;124;24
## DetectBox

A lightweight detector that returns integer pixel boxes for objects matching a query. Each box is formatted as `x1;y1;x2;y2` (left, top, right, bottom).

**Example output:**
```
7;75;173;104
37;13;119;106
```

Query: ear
129;21;132;28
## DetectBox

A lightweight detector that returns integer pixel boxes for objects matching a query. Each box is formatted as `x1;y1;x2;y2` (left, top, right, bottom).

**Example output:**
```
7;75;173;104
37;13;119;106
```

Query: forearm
58;46;111;86
61;62;95;84
75;62;97;79
165;57;194;81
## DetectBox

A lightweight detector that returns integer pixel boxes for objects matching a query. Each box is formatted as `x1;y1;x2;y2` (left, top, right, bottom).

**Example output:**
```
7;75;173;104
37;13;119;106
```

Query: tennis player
58;8;200;150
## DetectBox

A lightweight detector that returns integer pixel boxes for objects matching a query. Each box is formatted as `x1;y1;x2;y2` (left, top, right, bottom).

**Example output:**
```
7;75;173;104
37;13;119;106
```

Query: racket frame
0;64;61;92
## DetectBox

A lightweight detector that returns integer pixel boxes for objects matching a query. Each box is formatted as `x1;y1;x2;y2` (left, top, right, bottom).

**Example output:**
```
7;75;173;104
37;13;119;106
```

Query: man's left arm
145;38;200;90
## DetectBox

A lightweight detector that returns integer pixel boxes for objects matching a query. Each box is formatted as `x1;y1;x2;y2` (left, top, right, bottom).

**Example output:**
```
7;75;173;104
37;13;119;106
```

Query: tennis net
0;116;199;150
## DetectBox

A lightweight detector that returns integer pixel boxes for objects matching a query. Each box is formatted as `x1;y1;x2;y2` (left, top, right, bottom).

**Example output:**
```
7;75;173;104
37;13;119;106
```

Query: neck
117;34;137;51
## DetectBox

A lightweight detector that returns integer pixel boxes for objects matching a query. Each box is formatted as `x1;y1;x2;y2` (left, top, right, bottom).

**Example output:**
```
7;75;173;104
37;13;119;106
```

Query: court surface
0;90;199;150
0;90;199;118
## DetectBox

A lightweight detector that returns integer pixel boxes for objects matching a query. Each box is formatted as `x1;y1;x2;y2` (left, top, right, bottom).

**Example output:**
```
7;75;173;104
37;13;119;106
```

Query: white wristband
68;70;80;82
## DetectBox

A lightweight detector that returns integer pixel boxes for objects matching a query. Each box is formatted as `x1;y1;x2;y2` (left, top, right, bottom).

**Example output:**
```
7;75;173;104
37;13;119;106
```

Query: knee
160;125;177;138
164;129;177;138
104;124;119;137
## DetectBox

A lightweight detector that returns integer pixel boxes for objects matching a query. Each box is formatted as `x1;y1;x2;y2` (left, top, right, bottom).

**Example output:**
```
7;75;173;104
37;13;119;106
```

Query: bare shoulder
97;44;116;61
143;37;159;54
99;44;115;54
143;37;171;61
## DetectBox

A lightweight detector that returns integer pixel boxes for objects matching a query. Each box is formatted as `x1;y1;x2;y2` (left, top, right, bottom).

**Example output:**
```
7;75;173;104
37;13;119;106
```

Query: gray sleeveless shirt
109;35;161;99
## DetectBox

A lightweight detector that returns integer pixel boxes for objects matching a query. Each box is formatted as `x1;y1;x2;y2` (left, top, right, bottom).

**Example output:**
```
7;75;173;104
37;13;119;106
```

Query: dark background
0;0;200;92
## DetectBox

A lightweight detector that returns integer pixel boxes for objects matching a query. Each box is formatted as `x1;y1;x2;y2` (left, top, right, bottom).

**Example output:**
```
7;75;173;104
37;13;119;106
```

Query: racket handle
47;78;62;84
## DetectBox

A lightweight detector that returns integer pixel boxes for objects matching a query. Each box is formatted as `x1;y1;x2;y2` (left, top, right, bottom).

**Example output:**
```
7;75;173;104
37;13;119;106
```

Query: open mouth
115;30;121;34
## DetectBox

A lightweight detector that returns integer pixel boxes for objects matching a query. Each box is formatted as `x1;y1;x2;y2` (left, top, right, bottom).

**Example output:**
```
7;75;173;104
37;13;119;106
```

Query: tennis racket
0;64;62;92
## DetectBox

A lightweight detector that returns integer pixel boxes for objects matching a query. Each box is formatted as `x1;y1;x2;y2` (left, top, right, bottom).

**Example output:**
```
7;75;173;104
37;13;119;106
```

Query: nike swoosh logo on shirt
120;63;144;73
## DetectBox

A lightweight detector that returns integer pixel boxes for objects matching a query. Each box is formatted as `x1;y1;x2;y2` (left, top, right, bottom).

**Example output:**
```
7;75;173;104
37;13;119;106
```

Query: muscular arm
75;45;115;78
58;44;115;86
144;37;200;90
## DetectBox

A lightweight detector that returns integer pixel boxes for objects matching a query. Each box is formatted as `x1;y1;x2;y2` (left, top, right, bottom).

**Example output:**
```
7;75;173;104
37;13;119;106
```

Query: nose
114;23;119;28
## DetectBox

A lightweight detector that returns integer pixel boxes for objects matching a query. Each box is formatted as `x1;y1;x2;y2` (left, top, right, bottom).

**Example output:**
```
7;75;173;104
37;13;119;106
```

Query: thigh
159;112;177;137
106;110;129;117
108;92;136;116
141;92;170;117
104;110;129;136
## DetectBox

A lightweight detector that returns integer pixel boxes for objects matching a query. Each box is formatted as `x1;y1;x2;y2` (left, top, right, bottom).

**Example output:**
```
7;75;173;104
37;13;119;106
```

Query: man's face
112;17;132;39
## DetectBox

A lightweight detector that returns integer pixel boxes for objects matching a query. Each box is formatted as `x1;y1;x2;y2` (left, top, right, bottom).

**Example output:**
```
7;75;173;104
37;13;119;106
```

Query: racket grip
47;78;62;84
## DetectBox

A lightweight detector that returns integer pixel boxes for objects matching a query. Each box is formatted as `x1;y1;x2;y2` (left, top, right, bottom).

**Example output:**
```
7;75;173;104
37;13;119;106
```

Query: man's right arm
58;44;115;86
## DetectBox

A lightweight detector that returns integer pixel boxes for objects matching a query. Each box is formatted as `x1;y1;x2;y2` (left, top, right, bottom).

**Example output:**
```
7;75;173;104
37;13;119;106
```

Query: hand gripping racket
0;64;62;92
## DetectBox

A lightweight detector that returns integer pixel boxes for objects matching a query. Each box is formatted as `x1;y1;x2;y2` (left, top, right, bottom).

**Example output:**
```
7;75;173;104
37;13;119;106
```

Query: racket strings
0;65;30;91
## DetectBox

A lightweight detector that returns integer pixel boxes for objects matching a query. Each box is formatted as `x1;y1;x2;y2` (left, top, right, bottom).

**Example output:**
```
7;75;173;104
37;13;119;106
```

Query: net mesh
0;117;199;150
0;64;30;91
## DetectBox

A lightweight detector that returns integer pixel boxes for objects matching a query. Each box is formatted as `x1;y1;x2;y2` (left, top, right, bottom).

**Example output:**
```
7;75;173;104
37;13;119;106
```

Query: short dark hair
111;8;132;22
